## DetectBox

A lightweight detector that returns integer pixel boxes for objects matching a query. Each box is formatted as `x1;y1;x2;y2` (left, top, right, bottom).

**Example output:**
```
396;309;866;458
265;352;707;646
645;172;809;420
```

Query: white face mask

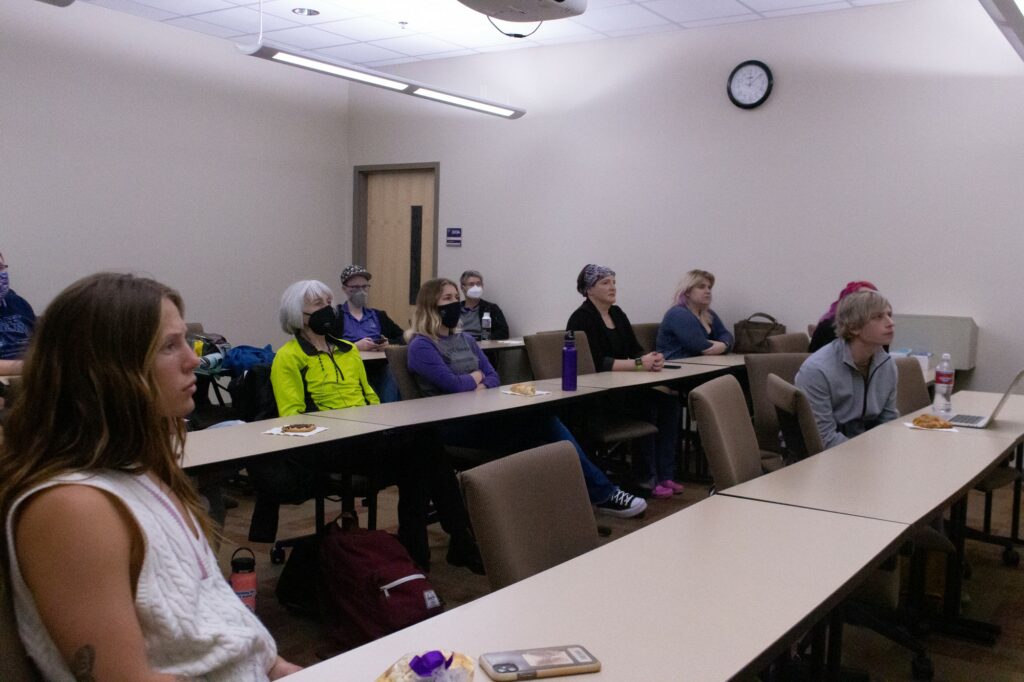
466;285;483;299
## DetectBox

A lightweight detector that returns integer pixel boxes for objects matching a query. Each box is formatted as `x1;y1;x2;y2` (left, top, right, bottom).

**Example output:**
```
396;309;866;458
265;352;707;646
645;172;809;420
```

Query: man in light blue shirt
795;290;898;449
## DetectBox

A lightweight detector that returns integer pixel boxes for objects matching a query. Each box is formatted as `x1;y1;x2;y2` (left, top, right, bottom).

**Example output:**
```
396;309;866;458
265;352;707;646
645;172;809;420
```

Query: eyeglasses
345;284;371;291
0;263;8;272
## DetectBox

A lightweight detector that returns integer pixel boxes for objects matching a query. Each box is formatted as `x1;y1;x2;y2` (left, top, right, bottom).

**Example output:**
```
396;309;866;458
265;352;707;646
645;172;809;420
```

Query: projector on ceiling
457;0;587;22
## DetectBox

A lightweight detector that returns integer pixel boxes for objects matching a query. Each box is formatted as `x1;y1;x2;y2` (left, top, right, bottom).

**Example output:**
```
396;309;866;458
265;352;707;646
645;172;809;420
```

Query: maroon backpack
318;514;444;651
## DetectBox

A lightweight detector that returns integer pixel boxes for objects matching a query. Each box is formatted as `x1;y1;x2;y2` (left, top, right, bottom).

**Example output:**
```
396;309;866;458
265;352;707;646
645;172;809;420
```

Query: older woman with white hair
270;279;483;573
656;269;733;359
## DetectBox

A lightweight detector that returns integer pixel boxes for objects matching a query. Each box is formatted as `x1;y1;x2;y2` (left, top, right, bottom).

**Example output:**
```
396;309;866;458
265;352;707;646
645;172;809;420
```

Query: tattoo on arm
71;645;97;682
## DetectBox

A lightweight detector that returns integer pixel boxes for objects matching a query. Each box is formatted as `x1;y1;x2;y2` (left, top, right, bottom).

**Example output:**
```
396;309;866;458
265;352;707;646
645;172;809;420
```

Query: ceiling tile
762;2;851;17
364;56;425;68
605;23;683;37
314;42;407;63
165;15;248;38
316;16;415;41
134;0;235;15
198;6;301;32
262;25;355;49
682;14;762;28
84;0;178;21
742;0;847;12
369;34;466;57
255;0;363;24
574;4;672;32
530;18;603;39
642;0;754;23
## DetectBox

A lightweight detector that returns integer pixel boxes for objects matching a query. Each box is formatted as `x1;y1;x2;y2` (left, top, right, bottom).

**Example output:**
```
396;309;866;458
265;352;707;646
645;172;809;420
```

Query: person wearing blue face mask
0;250;36;378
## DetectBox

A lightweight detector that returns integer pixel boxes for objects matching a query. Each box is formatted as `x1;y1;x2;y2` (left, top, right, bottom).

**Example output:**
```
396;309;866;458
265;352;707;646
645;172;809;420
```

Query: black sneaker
596;489;647;518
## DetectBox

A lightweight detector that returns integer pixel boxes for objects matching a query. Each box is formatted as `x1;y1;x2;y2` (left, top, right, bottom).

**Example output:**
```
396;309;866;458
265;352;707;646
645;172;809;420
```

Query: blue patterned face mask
0;271;9;301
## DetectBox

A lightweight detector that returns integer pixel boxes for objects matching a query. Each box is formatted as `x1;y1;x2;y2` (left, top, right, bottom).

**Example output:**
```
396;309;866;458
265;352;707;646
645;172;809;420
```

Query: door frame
352;163;440;280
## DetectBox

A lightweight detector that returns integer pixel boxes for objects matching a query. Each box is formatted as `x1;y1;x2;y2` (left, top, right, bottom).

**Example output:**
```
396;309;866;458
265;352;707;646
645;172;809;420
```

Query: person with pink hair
808;281;878;353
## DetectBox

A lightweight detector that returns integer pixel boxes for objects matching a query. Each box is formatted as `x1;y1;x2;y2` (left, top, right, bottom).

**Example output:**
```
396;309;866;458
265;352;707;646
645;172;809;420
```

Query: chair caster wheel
911;654;934;680
270;547;286;565
1002;547;1020;567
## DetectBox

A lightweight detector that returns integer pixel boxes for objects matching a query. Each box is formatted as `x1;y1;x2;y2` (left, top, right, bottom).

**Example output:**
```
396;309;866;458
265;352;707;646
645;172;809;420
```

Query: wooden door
361;168;437;328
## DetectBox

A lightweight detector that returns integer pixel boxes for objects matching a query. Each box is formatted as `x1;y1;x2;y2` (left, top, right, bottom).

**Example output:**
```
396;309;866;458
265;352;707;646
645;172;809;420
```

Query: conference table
721;389;1024;644
359;338;525;364
671;353;748;367
281;495;908;682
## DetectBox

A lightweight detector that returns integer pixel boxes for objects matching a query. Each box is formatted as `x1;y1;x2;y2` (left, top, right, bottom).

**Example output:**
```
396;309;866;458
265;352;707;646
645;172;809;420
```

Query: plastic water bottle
229;547;258;612
562;330;577;392
932;353;954;416
481;312;492;341
198;352;223;371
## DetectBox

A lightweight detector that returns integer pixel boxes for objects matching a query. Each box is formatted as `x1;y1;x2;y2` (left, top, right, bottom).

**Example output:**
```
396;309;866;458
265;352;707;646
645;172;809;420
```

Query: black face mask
438;300;462;330
308;305;343;337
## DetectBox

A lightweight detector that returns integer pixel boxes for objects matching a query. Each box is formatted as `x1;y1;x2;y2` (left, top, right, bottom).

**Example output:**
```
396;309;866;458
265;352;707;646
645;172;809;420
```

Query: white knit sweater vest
6;470;277;681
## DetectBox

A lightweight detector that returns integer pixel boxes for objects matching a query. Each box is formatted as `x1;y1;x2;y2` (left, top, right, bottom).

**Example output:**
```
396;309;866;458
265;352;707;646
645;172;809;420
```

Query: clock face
728;60;773;109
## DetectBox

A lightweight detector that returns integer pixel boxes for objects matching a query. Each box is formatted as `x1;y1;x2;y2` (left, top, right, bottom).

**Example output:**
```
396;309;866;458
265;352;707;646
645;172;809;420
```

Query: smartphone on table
480;645;600;680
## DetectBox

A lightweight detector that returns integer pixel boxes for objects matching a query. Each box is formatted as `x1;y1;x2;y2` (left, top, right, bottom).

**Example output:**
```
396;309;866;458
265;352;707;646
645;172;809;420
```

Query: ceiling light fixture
978;0;1024;61
241;43;525;119
291;7;320;16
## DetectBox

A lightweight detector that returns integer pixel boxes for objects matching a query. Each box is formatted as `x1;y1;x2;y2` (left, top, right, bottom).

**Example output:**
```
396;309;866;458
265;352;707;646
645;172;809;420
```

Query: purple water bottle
562;330;577;391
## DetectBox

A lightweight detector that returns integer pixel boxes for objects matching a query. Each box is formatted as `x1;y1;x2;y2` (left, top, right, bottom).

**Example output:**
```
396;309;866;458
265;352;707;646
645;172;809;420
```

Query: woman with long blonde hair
656;269;734;359
0;273;299;680
408;278;646;518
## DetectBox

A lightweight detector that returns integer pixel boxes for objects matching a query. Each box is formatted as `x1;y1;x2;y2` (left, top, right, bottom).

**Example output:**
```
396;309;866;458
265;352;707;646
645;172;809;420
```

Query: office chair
687;375;763;491
766;372;936;680
631;322;660;354
766;331;810;353
744;353;808;469
460;441;599;591
895;357;1021;567
523;331;658;475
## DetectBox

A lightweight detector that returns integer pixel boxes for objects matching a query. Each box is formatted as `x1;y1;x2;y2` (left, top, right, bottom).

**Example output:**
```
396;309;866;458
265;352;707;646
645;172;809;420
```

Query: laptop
947;369;1024;428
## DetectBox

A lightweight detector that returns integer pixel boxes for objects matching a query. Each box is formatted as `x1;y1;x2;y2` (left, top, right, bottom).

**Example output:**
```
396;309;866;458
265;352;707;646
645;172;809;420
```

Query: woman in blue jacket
657;270;734;359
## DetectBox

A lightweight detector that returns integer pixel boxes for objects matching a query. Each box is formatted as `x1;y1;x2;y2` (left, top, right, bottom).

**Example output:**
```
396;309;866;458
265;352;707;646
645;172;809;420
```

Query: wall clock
727;60;773;109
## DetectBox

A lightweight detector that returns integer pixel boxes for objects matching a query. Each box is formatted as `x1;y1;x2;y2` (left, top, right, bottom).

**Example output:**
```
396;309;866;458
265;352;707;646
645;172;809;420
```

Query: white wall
0;1;353;348
346;0;1024;390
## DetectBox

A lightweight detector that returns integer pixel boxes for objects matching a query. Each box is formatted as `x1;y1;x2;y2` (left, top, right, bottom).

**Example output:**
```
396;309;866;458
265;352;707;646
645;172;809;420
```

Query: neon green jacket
270;336;379;417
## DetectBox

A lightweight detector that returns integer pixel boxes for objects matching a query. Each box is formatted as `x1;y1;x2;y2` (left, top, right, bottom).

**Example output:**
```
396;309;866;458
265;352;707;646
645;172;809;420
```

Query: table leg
932;496;1001;645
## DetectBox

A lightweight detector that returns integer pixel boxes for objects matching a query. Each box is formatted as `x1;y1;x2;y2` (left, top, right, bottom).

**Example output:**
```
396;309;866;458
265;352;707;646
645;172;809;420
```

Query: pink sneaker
659;479;685;495
651;484;674;499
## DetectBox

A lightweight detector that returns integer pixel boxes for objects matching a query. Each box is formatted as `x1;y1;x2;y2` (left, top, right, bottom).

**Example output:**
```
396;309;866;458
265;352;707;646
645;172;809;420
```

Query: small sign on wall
446;227;462;247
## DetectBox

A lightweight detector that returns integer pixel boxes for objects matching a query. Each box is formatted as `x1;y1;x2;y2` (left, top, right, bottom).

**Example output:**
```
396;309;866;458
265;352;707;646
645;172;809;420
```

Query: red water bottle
230;547;258;612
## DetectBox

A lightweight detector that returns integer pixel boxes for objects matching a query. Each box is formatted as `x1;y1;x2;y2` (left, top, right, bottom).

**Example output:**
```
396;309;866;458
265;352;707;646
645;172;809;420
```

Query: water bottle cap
231;547;256;573
565;330;575;341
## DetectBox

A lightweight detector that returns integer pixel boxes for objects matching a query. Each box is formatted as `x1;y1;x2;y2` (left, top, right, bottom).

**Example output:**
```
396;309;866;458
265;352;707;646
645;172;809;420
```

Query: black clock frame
727;60;773;109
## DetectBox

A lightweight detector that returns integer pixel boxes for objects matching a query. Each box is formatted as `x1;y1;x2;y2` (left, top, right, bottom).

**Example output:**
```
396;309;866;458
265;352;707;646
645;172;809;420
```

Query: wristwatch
635;357;644;371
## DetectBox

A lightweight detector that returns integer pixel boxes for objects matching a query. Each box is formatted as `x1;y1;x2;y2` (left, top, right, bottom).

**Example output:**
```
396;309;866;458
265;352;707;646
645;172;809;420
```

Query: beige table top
361;339;525;363
670;353;747;367
282;495;906;682
311;379;603;428
572;363;722;390
722;410;1020;525
935;390;1024;446
182;415;388;469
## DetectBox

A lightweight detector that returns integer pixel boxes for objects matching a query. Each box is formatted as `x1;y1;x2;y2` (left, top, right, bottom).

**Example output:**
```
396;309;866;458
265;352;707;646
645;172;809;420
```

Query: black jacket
566;299;642;372
464;299;510;340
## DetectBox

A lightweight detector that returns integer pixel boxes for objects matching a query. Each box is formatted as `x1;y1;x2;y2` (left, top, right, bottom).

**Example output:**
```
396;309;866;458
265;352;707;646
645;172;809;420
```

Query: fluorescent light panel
243;44;525;119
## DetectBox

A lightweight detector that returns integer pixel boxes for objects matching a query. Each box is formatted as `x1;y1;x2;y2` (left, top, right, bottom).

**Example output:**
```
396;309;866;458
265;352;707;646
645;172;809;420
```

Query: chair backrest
745;353;810;452
523;331;596;380
185;321;204;335
688;375;763;491
766;373;824;461
383;345;424;401
632;322;659;354
2;554;41;681
460;442;599;591
895;356;931;415
766;332;809;354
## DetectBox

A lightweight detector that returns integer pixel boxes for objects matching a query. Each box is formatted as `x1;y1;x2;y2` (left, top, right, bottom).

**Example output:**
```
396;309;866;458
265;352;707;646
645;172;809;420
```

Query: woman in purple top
656;269;734;359
407;279;646;519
